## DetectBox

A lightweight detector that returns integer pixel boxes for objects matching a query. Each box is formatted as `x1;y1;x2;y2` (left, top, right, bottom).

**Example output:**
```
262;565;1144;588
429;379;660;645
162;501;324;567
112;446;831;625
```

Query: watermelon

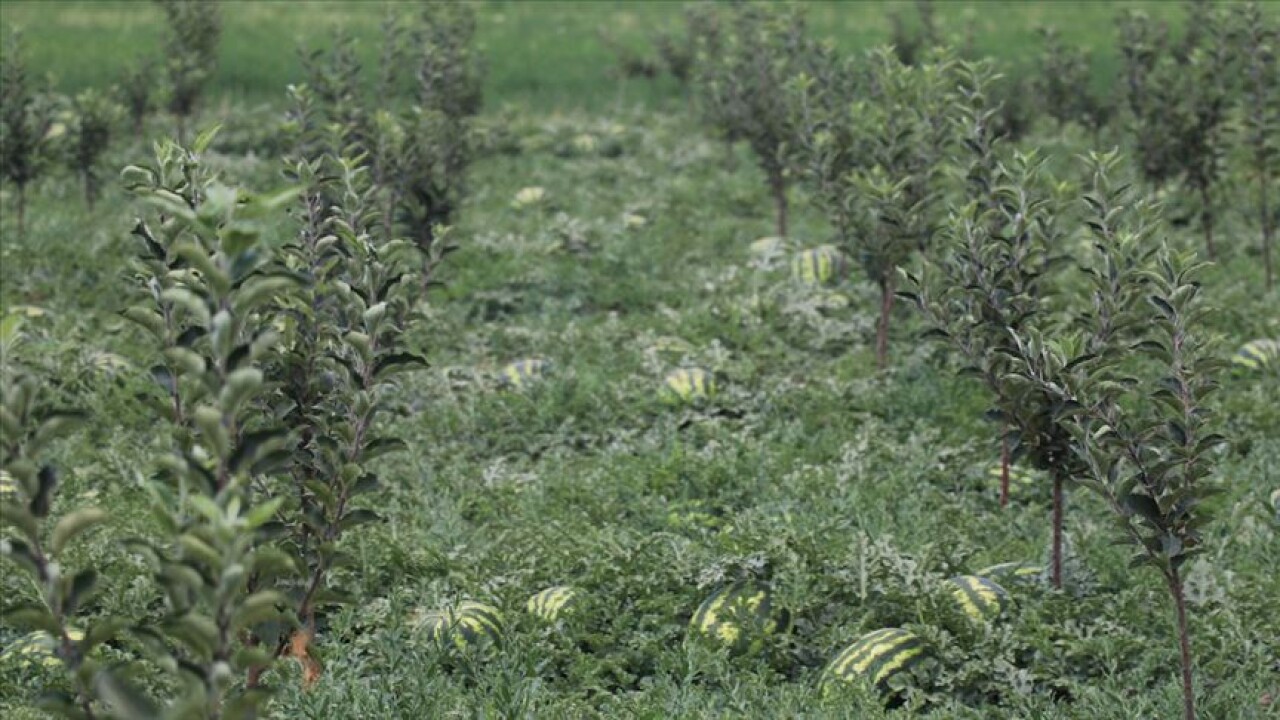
416;601;504;648
500;358;550;388
689;581;789;654
0;469;16;499
791;245;847;286
1233;339;1280;371
749;236;789;258
823;628;927;690
946;575;1010;620
977;561;1043;585
662;368;716;404
527;586;579;621
0;629;84;669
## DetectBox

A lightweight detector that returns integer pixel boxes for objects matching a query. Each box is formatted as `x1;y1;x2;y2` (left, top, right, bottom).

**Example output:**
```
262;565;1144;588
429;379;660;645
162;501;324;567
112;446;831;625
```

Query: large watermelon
1233;339;1280;371
662;368;716;404
689;581;789;654
416;601;504;648
823;628;927;690
946;575;1010;620
0;629;84;669
791;245;847;286
526;586;579;622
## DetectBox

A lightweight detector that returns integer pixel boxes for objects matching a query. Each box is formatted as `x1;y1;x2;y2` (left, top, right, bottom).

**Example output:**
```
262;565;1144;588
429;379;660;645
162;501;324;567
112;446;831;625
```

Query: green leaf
231;590;290;629
51;508;109;556
63;568;99;615
192;124;222;154
93;667;160;719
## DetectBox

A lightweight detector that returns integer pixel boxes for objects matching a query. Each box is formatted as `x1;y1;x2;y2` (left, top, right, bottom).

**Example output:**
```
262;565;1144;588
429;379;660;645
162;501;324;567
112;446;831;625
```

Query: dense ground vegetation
1;2;1278;718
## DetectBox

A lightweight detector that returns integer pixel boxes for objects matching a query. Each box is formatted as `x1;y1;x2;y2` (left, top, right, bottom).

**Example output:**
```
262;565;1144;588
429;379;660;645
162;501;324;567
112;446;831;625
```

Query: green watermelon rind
946;574;1010;620
689;581;789;653
526;585;579;621
823;628;927;691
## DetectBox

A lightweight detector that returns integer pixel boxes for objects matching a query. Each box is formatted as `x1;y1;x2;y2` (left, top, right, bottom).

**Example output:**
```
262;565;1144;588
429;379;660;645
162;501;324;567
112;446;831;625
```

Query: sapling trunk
16;182;25;239
769;167;788;238
1050;471;1064;589
999;431;1010;508
876;274;895;370
1260;171;1274;290
1197;183;1215;260
1168;567;1197;720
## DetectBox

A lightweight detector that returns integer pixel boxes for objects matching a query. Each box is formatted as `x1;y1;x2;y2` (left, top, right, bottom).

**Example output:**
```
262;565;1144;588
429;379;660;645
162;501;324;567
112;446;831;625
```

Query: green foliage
695;4;824;238
66;89;122;208
902;150;1077;587
297;5;481;287
1231;1;1279;289
1117;4;1235;259
793;46;955;368
651;3;722;90
261;113;428;676
0;28;58;238
116;133;300;717
0;373;110;719
1034;26;1112;137
117;59;155;138
158;0;221;138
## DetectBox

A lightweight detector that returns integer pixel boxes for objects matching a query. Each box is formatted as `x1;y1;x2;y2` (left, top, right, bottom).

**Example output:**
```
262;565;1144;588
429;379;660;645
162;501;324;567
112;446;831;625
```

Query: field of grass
2;2;1279;719
2;1;1205;110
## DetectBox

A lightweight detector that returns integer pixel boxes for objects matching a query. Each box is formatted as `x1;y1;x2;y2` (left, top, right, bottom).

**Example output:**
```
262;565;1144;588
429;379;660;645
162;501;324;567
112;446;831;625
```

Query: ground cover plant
2;2;1279;719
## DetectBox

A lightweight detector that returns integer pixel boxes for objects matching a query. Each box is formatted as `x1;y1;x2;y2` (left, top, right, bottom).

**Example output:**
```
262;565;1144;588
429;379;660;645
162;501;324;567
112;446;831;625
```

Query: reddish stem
1168;568;1197;720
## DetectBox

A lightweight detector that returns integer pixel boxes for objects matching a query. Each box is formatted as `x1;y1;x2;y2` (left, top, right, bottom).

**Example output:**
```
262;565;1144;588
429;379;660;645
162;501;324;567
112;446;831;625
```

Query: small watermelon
823;628;927;691
0;469;16;499
416;601;504;649
749;236;789;259
689;581;789;654
0;629;84;669
527;586;579;622
791;245;847;286
662;368;716;404
500;358;550;388
946;575;1010;620
1233;339;1280;371
977;562;1043;585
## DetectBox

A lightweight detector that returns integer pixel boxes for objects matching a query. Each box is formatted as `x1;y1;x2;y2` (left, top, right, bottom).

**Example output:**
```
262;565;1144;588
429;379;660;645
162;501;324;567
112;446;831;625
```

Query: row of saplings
414;562;1038;697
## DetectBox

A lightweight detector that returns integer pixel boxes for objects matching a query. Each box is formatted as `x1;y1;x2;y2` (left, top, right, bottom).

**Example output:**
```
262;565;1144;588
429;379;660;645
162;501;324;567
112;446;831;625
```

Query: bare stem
1168;567;1197;720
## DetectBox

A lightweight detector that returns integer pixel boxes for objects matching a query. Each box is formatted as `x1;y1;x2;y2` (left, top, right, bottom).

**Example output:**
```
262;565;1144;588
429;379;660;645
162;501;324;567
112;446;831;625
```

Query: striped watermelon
500;358;550;388
1233;339;1280;371
0;629;84;669
416;601;504;648
689;581;789;654
946;575;1010;620
823;628;927;690
791;245;847;286
0;469;16;500
527;586;579;621
977;561;1043;585
662;368;716;404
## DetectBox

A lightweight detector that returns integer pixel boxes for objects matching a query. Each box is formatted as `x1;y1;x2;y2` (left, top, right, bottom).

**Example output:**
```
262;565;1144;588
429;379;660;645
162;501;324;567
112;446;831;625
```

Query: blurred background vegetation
0;1;1210;111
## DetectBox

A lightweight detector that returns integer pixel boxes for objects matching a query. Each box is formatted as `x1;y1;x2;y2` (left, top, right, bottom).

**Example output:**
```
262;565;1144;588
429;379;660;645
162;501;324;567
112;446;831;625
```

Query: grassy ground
2;1;1206;111
2;2;1280;719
